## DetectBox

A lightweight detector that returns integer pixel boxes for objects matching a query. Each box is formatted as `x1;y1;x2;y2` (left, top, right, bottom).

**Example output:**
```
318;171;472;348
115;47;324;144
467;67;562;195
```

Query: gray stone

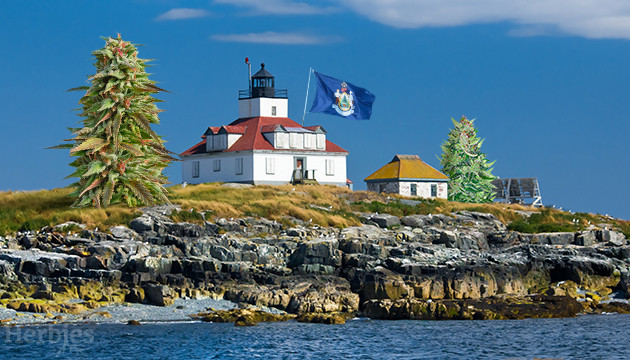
608;231;627;246
143;283;175;306
370;214;401;228
575;231;596;246
287;240;341;268
109;226;138;240
129;215;154;233
531;232;574;245
400;215;426;228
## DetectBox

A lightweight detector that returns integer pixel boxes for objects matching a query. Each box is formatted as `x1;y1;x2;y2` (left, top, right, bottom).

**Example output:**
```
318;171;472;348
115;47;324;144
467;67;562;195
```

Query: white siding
182;153;254;184
238;97;288;118
251;152;347;186
227;134;242;148
368;180;448;199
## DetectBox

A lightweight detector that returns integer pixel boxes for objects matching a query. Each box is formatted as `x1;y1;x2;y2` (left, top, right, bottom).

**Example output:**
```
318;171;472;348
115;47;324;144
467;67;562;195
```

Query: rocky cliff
0;206;628;323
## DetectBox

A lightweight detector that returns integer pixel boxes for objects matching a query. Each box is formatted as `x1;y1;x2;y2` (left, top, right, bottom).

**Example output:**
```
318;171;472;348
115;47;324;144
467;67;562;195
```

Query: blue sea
2;314;629;359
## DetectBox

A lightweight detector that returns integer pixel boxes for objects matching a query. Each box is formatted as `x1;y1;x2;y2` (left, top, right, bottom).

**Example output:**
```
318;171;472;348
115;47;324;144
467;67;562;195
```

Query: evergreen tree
54;35;176;208
439;116;496;203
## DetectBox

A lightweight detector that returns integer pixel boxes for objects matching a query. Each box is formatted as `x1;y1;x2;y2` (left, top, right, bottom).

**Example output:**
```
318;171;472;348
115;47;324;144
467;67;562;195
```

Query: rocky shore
0;205;629;326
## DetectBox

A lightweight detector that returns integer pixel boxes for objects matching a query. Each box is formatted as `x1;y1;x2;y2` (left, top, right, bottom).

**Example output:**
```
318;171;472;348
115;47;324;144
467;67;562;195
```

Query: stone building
364;154;448;198
181;64;349;186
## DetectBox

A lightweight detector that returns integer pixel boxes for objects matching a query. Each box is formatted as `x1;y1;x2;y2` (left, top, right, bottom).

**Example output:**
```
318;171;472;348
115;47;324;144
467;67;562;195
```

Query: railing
292;169;316;184
238;89;288;99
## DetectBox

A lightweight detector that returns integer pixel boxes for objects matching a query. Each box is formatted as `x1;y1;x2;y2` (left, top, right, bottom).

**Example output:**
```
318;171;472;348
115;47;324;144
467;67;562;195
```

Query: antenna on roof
245;57;251;96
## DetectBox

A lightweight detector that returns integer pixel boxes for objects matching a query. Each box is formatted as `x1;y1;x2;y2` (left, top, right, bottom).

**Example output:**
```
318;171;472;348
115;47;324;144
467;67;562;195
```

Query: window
266;157;275;174
289;132;302;148
410;184;417;196
304;134;315;149
213;159;221;172
207;136;213;150
192;161;200;178
276;133;288;148
431;184;438;197
316;134;325;149
271;106;277;116
235;158;243;175
325;159;334;176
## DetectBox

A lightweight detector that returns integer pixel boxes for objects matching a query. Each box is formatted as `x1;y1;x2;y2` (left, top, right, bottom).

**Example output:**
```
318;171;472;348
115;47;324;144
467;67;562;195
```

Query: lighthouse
181;63;349;186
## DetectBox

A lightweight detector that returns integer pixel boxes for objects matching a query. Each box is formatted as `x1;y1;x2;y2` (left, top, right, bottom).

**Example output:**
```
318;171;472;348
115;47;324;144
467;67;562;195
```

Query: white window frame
235;158;243;175
192;161;200;178
316;134;326;149
213;159;221;172
266;157;275;175
325;159;334;176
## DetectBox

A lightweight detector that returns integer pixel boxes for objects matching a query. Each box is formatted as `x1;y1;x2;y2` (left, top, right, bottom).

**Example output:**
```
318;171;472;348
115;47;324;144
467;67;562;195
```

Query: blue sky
1;0;629;219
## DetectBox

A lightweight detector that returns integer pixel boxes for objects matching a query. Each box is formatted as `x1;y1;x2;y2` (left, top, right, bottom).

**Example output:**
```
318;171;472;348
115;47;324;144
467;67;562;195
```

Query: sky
0;0;629;219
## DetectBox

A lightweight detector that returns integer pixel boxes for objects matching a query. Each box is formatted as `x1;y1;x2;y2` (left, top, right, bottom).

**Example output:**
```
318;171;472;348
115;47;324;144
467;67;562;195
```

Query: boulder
287;240;341;269
400;215;427;228
370;214;400;229
143;283;176;306
109;226;138;240
129;215;154;233
575;231;596;246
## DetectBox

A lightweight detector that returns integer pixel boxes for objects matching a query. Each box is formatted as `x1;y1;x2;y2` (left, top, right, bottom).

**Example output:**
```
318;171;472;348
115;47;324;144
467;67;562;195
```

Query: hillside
0;183;628;237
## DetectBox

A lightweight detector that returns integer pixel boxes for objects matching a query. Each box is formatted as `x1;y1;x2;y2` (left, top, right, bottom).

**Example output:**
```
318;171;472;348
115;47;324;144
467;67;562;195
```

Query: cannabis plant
439;116;496;203
53;35;175;208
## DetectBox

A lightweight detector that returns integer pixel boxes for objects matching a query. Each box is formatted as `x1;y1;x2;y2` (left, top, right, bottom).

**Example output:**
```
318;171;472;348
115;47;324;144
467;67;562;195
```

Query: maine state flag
309;71;375;120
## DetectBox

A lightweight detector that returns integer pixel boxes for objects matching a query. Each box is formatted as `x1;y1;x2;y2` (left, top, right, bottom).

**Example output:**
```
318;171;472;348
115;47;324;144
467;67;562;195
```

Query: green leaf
70;138;106;154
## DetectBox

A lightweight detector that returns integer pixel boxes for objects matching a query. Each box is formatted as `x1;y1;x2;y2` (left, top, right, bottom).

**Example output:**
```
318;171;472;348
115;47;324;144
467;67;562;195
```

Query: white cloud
214;0;334;15
340;0;630;39
212;31;339;44
156;8;211;21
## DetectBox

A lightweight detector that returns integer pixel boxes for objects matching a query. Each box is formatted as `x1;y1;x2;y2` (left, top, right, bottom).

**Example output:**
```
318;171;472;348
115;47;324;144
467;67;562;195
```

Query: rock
286;228;307;237
127;320;142;326
608;231;627;246
287;240;341;269
109;226;138;240
126;287;145;303
296;312;354;324
575;231;596;246
370;214;400;229
129;216;154;233
234;315;258;327
143;283;176;306
531;232;575;246
400;215;426;228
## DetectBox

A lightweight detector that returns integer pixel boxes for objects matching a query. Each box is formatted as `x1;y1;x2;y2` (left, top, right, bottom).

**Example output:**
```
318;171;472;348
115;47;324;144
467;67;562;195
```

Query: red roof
201;126;220;139
220;125;247;134
181;117;348;156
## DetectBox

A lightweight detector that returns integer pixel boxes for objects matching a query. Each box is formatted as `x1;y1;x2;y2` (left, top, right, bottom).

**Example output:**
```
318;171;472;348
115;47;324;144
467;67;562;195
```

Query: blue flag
309;71;375;120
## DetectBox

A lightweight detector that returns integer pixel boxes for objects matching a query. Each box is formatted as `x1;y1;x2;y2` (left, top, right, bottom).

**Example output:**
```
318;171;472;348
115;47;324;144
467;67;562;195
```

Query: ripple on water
3;314;630;359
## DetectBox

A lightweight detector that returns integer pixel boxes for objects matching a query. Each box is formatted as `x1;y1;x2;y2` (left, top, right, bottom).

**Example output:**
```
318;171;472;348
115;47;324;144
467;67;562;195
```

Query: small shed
364;155;448;198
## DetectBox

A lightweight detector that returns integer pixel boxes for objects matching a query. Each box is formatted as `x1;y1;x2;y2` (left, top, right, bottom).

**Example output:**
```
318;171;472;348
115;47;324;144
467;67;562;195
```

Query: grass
0;183;628;237
0;188;140;236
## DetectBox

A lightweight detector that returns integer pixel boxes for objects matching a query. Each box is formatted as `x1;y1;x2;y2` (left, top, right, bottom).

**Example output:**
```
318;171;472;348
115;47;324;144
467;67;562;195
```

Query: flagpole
302;67;313;126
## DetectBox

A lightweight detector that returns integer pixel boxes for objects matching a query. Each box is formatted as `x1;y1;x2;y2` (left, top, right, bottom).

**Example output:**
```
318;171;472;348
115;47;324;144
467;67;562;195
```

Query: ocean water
2;314;629;359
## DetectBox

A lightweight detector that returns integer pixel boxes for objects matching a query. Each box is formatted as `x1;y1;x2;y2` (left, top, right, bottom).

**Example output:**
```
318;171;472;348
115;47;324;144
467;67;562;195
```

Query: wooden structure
492;178;542;206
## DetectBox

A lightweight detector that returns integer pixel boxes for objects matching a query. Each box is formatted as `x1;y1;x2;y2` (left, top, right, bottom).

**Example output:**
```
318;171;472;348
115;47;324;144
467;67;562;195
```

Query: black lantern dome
251;63;275;98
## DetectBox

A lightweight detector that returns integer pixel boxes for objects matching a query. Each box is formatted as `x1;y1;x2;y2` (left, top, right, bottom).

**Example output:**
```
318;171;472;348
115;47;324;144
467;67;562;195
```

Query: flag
309;71;375;120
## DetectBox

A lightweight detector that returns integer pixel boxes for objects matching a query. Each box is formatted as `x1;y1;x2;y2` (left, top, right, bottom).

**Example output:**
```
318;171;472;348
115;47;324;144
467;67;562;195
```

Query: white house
364;154;448;198
181;63;349;186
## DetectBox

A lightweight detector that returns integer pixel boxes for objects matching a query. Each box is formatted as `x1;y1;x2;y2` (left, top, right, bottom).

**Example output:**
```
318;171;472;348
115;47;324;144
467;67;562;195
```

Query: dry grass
0;188;140;235
1;183;627;237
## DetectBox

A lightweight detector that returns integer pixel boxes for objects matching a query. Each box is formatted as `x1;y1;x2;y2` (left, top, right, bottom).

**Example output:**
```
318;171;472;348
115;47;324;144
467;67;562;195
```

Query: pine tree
439;116;496;203
53;35;176;208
